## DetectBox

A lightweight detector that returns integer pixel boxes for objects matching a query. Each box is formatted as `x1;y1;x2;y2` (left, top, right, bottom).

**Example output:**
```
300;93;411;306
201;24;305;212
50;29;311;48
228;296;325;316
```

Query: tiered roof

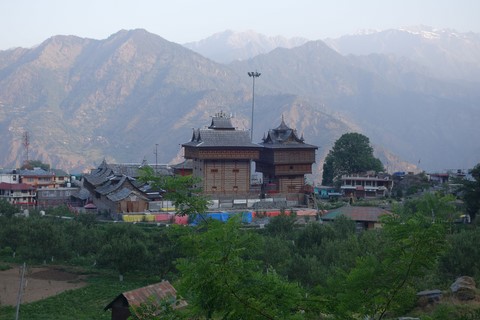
182;111;261;149
82;160;155;203
261;117;317;149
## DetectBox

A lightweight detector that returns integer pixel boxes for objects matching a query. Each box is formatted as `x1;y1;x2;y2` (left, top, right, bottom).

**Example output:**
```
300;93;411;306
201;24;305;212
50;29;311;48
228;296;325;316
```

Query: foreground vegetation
1;191;480;319
0;272;160;320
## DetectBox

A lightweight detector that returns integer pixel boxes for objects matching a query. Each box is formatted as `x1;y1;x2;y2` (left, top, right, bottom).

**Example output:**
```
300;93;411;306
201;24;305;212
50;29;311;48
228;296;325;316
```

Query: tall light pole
155;143;158;175
248;71;261;141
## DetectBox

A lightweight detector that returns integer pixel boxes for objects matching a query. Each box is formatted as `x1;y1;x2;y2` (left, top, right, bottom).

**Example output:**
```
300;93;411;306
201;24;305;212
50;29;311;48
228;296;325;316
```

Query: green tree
21;159;50;171
0;199;18;217
129;296;185;320
322;133;384;185
327;195;448;319
19;217;70;262
176;218;307;319
439;228;480;281
97;224;148;281
138;166;209;216
459;163;480;221
0;216;27;257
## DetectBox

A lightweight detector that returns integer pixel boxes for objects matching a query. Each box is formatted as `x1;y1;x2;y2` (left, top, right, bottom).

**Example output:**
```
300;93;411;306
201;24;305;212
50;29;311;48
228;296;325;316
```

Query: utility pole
248;71;261;142
154;144;158;175
15;262;26;320
23;131;30;166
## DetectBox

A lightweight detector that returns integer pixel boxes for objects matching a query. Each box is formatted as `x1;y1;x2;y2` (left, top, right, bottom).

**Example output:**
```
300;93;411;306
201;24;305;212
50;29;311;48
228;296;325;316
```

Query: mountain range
0;27;478;179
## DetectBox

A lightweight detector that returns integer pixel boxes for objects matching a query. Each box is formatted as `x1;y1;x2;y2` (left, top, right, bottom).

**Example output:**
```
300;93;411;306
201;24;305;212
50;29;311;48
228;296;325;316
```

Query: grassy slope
0;273;161;320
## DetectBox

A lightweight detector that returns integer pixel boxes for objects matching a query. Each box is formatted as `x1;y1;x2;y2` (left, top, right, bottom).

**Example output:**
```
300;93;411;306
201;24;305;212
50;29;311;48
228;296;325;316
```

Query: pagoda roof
208;111;235;130
183;129;260;148
183;112;261;149
261;118;318;150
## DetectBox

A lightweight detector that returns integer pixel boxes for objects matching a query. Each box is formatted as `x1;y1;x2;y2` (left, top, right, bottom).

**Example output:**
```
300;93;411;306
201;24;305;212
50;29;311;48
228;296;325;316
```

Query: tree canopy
322;132;384;185
138;166;209;216
461;163;480;220
21;159;50;171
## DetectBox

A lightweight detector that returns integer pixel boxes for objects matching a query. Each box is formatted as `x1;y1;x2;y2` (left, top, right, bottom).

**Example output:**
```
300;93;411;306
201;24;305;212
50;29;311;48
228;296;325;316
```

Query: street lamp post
248;71;261;141
155;143;158;175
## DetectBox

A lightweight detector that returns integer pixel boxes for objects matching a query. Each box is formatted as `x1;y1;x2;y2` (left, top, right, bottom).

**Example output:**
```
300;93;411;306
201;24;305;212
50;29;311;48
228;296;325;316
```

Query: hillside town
1;1;480;318
0;111;472;229
1;110;479;319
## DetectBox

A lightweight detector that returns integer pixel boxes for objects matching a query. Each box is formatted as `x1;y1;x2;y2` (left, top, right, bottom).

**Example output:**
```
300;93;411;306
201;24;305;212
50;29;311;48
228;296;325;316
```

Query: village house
340;172;393;199
36;186;81;208
51;168;71;187
18;168;57;189
0;169;20;184
321;206;392;231
0;182;36;207
0;168;74;208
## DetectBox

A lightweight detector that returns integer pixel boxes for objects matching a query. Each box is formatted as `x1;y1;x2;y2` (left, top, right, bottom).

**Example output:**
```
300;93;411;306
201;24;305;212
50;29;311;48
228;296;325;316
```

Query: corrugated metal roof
0;182;35;190
322;206;391;222
105;280;187;311
18;168;54;177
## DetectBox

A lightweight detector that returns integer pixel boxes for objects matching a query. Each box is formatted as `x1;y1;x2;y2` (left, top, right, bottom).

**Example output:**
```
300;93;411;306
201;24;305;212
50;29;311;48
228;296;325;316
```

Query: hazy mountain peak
324;26;480;82
398;25;445;39
183;29;308;63
352;28;382;36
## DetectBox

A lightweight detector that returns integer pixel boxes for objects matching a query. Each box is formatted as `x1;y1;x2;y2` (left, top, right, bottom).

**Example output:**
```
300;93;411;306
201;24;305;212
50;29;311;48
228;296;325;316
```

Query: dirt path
0;264;87;306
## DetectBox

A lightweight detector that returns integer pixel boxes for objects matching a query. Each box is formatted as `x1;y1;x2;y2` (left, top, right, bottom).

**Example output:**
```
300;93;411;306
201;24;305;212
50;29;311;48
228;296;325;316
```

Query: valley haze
0;27;478;178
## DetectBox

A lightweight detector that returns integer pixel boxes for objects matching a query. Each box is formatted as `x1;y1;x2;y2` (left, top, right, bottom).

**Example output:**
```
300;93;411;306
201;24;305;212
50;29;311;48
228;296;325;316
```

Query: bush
0;263;11;271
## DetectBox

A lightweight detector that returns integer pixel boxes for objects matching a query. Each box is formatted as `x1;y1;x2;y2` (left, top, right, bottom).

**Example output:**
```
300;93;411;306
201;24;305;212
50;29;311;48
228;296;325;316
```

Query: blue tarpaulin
190;211;253;225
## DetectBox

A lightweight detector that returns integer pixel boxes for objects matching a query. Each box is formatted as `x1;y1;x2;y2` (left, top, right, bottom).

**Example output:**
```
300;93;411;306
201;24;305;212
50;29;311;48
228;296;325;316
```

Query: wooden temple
256;117;318;194
182;111;261;195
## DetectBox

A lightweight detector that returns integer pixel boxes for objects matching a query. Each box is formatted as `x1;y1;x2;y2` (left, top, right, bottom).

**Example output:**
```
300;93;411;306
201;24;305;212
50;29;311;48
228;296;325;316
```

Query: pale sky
1;0;479;50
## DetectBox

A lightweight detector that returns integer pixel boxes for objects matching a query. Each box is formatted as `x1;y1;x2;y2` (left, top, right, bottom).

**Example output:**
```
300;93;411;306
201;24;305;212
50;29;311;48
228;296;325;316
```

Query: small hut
104;280;186;320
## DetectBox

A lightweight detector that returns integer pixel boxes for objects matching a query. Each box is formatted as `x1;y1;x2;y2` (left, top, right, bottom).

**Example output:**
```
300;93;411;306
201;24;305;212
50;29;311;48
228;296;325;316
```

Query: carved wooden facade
182;112;261;195
256;118;317;194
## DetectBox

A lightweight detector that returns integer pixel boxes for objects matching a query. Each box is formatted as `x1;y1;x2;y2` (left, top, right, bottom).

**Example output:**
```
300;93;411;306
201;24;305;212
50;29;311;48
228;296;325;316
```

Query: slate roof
261;118;317;150
322;206;391;222
208;114;235;130
106;163;173;177
84;164;115;186
184;129;260;148
83;160;158;204
183;129;261;149
106;187;145;202
95;176;127;196
72;188;90;200
182;111;261;149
